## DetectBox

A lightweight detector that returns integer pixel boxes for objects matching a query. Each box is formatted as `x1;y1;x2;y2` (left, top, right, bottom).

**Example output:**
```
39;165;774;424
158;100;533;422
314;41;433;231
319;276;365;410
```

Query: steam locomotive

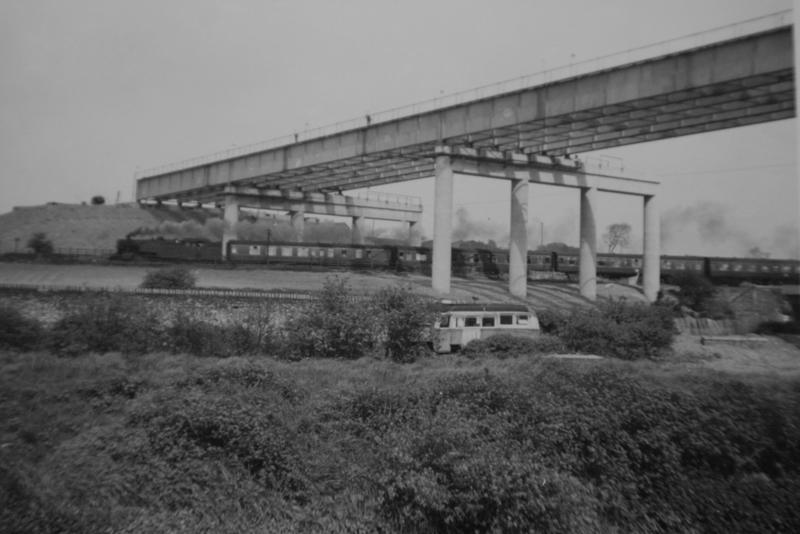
114;236;800;285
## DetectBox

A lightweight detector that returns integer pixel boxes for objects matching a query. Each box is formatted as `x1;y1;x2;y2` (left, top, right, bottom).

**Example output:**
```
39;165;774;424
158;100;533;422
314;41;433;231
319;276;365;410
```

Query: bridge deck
136;14;794;204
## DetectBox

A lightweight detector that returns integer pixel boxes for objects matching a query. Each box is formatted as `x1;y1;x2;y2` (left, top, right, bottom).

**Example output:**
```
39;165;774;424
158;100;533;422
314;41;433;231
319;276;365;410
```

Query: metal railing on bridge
348;190;422;207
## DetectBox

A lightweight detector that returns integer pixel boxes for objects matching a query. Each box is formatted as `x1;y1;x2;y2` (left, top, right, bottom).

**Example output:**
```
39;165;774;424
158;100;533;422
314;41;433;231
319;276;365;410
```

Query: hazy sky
1;0;797;257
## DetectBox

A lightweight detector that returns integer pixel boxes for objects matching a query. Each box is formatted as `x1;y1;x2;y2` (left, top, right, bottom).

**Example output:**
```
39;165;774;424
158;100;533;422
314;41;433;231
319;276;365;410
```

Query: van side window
482;316;495;327
517;314;529;325
439;315;450;328
464;317;479;327
499;314;513;325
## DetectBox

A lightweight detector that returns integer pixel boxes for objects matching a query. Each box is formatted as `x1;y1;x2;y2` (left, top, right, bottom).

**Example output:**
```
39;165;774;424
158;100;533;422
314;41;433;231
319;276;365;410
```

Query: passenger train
114;236;800;285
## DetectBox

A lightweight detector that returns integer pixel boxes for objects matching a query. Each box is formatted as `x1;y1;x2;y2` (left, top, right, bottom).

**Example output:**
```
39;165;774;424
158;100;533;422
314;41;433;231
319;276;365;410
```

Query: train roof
434;302;531;313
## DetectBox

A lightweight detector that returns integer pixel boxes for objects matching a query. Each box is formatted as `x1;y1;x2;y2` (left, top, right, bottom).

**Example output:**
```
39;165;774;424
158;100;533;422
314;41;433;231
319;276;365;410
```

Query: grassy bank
1;351;798;533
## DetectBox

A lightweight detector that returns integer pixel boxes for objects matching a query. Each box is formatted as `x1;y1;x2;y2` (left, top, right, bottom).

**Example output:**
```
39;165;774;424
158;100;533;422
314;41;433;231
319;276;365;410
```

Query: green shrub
141;267;196;289
370;286;436;362
543;301;676;359
537;308;566;334
166;312;229;357
672;271;716;312
0;306;44;351
282;276;376;359
27;232;54;256
375;409;601;533
460;333;565;358
47;294;163;356
3;351;800;532
165;311;274;358
757;320;800;335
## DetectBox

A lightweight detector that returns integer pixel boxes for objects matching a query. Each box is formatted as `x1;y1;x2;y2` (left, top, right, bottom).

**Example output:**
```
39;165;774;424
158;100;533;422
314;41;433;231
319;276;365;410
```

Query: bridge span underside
137;26;793;203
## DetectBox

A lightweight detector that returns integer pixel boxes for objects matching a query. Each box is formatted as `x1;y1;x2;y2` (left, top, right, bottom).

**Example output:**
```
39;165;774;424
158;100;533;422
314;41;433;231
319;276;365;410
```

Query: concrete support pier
642;194;661;302
289;210;305;242
222;193;239;259
352;216;367;245
509;178;529;298
579;187;598;301
432;154;454;294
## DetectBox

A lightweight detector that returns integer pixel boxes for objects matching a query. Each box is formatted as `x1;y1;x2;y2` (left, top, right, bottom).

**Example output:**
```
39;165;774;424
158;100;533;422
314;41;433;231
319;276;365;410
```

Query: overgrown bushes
167;311;274;357
282;277;377;360
26;293;276;358
371;285;436;362
3;347;800;532
539;300;676;359
47;295;163;356
3;278;432;361
282;277;434;362
461;333;566;358
4;278;681;362
0;306;44;351
141;266;197;289
669;271;734;319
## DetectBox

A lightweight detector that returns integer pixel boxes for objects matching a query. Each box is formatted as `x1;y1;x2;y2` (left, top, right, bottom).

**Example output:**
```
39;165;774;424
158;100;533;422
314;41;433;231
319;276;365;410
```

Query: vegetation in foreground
2;276;676;361
140;266;197;289
2;279;797;531
1;351;798;533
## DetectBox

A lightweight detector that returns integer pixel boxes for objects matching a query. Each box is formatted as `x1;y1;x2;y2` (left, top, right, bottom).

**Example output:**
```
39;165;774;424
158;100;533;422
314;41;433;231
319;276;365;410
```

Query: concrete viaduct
136;11;795;302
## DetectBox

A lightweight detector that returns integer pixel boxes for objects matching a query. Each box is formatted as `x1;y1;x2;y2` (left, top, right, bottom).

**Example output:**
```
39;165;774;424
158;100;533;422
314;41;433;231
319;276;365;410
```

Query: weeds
141;266;196;289
1;352;799;532
541;300;677;359
0;305;44;351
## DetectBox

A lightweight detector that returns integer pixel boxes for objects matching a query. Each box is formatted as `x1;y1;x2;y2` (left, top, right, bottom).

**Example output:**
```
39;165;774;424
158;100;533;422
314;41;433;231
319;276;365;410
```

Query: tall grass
1;352;799;533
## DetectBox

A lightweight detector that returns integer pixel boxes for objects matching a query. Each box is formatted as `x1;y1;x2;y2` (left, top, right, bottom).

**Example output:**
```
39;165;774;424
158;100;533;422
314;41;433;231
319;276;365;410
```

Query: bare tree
603;223;631;253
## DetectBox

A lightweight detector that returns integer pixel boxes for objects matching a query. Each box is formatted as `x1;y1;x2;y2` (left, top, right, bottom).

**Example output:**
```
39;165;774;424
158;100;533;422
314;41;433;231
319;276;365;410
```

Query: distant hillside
0;203;166;252
0;203;352;253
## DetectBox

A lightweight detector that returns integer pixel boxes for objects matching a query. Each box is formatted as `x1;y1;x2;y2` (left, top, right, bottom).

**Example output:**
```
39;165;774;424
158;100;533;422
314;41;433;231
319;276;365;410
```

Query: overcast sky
1;0;797;257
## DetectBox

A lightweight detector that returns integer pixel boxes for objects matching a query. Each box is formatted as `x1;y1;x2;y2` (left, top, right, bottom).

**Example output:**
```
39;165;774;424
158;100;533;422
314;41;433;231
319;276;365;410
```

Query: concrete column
795;1;800;259
579;186;597;301
408;221;422;247
642;194;661;302
289;210;304;242
222;193;239;259
352;216;367;245
432;154;454;294
509;178;529;298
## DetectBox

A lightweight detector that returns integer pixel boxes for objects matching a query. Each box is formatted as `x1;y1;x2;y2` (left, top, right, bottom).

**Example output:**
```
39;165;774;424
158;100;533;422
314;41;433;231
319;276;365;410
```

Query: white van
432;303;540;354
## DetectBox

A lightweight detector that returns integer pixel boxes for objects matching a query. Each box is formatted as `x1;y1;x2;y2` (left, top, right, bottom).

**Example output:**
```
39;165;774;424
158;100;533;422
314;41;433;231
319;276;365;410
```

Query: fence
0;283;317;301
54;248;115;258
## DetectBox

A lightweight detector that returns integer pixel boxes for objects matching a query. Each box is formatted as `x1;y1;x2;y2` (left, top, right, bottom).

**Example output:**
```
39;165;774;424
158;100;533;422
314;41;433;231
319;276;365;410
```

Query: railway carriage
392;245;430;273
227;240;394;269
706;257;800;284
527;251;557;274
115;237;800;285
